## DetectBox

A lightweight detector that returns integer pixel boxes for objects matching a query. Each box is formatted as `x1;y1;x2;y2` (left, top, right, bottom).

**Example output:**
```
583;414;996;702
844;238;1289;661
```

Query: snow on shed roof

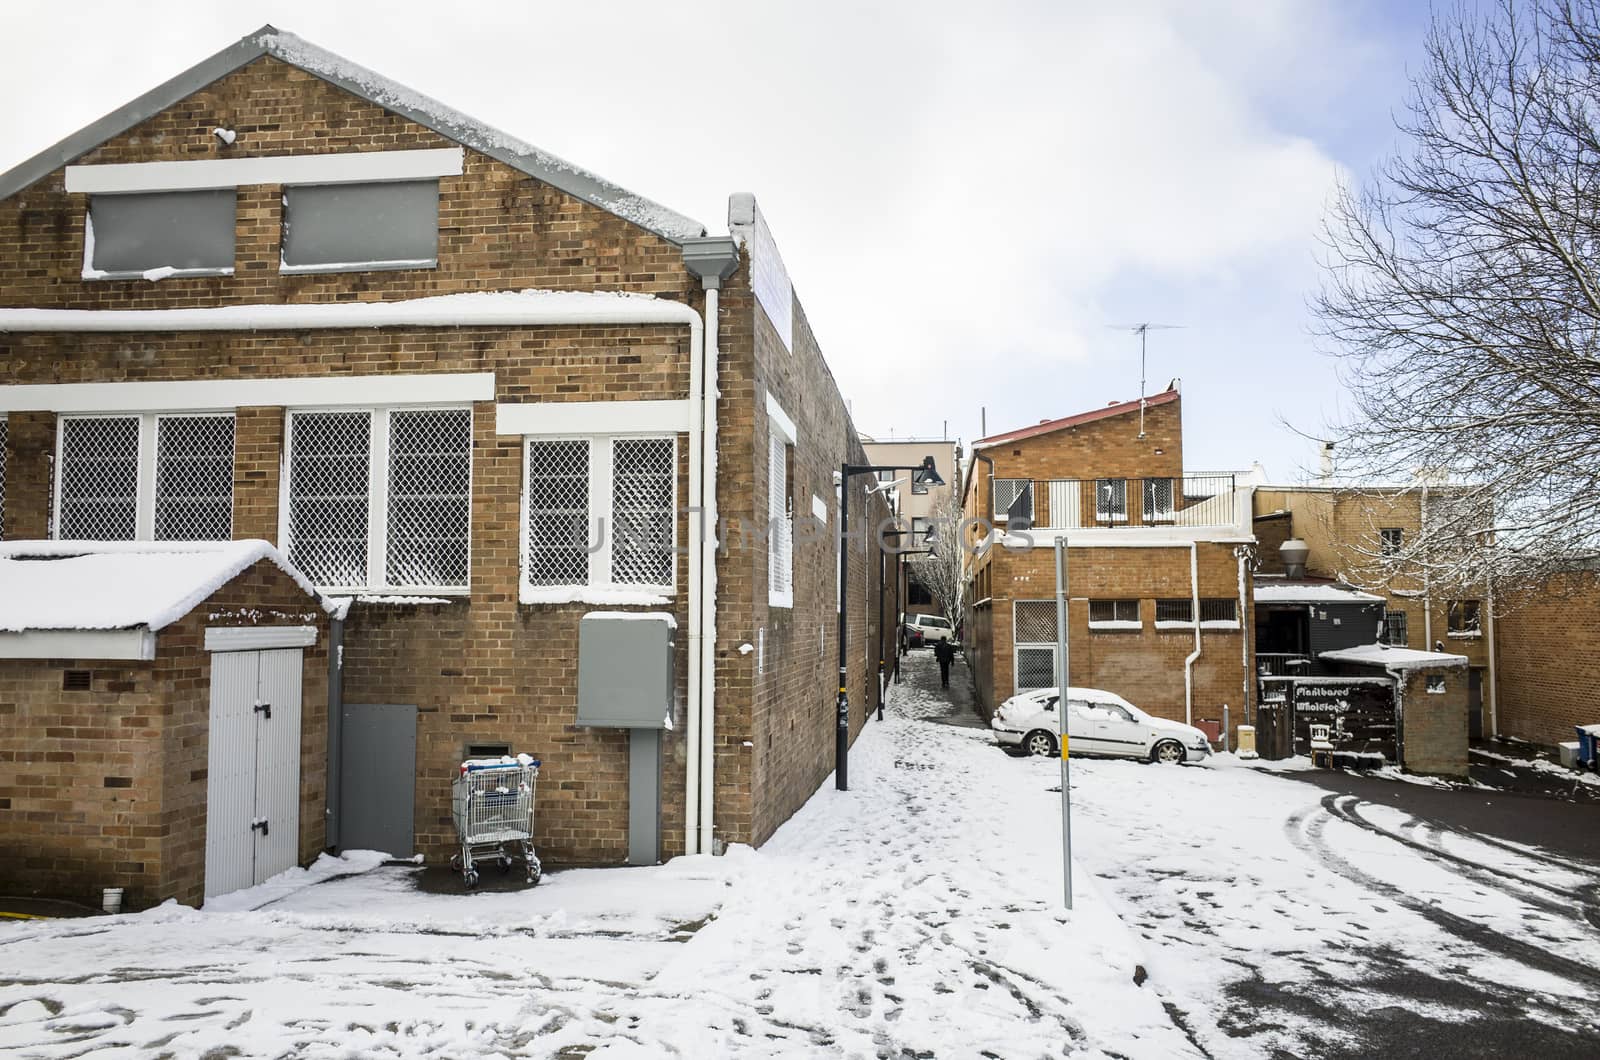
0;540;329;633
0;26;705;245
974;389;1179;449
1253;581;1385;604
1318;643;1469;670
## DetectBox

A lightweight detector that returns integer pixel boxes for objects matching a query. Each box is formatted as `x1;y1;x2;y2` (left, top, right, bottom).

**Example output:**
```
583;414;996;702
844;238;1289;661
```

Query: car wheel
1151;739;1186;764
1024;730;1057;757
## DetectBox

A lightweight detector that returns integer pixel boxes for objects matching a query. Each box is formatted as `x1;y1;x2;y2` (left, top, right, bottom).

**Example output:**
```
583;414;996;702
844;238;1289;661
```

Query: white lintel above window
0;372;495;414
766;391;798;446
65;148;465;194
496;400;692;436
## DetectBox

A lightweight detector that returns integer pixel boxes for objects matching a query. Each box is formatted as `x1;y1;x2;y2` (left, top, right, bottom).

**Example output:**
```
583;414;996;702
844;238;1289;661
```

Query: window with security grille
1155;598;1194;624
522;434;677;594
1380;527;1403;555
1143;478;1175;522
1015;645;1056;692
612;437;675;586
287;412;373;588
386;409;471;588
769;433;793;607
1014;600;1058;643
154;415;234;540
526;439;591;586
1088;599;1139;625
1199;598;1237;624
1384;610;1409;646
1095;478;1128;522
993;479;1032;522
56;413;236;541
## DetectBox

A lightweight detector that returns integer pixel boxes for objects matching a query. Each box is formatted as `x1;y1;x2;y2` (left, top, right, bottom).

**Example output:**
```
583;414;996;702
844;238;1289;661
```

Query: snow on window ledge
1446;630;1482;639
1087;620;1142;632
82;266;236;281
333;593;463;607
279;258;438;275
1154;620;1196;630
521;585;673;606
1200;620;1241;631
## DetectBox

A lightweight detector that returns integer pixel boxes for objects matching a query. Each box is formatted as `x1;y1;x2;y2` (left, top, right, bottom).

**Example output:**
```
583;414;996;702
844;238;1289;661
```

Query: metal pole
1054;536;1072;910
877;546;887;715
837;462;851;790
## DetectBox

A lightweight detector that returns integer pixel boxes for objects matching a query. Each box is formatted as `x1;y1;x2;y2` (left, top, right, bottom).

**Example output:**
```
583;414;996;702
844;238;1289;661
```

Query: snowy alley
2;651;1599;1058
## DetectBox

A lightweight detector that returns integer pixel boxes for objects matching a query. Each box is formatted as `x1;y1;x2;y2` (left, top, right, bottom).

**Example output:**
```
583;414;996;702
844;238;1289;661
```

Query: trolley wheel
464;869;480;890
526;864;542;886
498;855;513;874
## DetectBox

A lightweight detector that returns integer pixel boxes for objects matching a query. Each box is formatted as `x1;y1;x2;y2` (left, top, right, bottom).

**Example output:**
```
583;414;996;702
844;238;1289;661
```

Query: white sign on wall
730;193;793;353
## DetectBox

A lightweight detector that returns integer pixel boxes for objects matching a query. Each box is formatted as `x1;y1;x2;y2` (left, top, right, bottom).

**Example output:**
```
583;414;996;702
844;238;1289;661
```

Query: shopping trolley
450;755;542;889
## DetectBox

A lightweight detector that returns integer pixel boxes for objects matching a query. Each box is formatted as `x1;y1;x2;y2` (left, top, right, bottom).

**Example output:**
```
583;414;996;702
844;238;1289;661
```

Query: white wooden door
204;649;304;900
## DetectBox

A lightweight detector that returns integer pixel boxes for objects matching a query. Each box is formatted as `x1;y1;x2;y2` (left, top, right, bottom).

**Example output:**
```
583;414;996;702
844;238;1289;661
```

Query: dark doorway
1468;668;1484;740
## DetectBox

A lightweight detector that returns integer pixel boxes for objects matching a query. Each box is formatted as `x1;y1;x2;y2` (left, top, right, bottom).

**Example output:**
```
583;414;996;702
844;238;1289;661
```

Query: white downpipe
697;287;721;855
1421;484;1433;647
1236;549;1249;726
1184;541;1201;727
1486;571;1498;737
684;303;705;858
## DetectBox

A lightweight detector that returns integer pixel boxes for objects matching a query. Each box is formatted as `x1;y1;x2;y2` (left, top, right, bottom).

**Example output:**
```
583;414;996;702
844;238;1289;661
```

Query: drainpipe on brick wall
1185;541;1202;727
683;238;740;857
1486;573;1498;737
1421;484;1433;648
1235;547;1250;729
326;607;346;851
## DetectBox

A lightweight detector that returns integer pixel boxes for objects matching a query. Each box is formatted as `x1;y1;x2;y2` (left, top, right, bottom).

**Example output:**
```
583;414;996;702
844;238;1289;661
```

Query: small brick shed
1320;643;1471;777
0;540;333;909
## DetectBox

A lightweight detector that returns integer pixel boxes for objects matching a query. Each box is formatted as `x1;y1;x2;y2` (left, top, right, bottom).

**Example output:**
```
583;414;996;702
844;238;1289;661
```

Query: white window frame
767;397;798;609
517;433;677;598
53;411;235;541
1013;599;1060;693
280;404;473;596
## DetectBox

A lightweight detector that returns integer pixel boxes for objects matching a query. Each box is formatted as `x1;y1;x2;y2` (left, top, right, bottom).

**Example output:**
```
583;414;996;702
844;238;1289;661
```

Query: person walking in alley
934;637;955;689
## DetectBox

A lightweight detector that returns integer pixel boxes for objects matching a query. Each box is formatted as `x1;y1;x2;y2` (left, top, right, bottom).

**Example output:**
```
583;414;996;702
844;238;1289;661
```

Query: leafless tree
907;494;968;632
1316;0;1600;595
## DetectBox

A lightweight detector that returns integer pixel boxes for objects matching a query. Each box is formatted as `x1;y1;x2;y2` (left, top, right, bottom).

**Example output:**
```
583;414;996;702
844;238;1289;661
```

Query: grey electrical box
577;613;675;729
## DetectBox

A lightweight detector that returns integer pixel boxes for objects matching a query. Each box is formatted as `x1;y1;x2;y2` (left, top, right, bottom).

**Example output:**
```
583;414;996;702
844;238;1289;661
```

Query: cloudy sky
0;0;1433;479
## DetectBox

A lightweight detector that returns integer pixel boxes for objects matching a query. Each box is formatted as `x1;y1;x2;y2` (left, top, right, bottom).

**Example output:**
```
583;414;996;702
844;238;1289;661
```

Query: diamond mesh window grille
768;433;792;602
993;479;1032;522
154;415;234;540
1013;600;1059;643
1143;478;1175;521
611;437;674;586
287;411;372;588
1088;599;1139;624
1095;478;1128;521
58;416;140;540
0;417;6;540
1156;598;1194;623
1016;646;1056;691
526;439;592;586
386;409;471;589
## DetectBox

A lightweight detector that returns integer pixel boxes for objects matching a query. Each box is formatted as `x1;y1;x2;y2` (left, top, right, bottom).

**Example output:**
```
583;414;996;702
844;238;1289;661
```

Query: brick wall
1400;668;1468;777
1494;569;1600;745
0;558;328;909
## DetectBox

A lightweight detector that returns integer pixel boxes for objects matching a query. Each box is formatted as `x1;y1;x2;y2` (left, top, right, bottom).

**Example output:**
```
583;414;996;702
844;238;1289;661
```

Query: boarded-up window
281;181;439;270
87;190;236;275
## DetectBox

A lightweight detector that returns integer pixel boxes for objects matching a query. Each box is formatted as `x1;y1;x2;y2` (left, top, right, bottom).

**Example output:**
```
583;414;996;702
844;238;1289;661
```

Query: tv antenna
1107;322;1184;438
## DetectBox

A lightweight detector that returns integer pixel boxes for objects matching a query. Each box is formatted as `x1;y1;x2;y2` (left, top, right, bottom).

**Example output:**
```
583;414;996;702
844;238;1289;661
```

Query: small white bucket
101;887;124;915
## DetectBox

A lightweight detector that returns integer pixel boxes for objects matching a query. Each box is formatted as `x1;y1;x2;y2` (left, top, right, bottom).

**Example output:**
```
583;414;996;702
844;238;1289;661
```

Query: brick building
962;388;1256;746
1252;485;1494;736
0;26;890;904
1489;566;1600;747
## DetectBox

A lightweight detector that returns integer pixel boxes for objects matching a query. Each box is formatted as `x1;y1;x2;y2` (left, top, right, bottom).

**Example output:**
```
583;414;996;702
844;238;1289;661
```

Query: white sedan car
990;687;1212;763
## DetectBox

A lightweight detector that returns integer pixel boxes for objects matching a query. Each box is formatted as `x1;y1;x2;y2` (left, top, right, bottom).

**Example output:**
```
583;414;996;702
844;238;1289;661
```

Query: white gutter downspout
1486;572;1498;737
1421;484;1433;647
681;238;739;857
1236;548;1250;726
1185;541;1202;727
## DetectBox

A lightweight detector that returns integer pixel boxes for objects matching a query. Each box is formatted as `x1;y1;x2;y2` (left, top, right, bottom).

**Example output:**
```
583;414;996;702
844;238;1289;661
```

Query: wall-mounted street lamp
836;455;943;790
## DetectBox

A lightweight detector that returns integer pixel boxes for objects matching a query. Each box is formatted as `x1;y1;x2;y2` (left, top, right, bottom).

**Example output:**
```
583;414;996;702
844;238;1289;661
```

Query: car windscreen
923;617;950;628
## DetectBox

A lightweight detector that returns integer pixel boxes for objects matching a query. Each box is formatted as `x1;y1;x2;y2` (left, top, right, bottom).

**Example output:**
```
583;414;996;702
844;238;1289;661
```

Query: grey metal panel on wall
1308;603;1384;656
339;703;417;858
577;615;674;729
89;189;236;273
629;729;661;866
282;180;439;267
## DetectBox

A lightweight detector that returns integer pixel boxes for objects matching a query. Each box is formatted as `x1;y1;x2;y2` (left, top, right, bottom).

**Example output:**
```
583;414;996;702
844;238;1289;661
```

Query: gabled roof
973;389;1179;449
0;540;329;632
0;25;705;244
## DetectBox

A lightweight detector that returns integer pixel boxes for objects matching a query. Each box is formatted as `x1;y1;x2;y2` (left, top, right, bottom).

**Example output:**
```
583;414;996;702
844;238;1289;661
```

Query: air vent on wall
62;670;92;691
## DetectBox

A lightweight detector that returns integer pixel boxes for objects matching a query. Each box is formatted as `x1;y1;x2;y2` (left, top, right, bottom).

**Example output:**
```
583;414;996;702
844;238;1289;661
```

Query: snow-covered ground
2;652;1598;1057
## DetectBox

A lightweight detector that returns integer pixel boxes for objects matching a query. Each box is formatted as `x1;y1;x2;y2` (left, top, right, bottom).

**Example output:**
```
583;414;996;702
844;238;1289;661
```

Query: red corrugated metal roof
974;389;1179;447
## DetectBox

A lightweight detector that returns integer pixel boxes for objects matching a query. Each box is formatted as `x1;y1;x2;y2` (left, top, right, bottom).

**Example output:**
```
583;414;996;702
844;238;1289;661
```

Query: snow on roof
1253;581;1385;604
0;287;699;333
0;540;330;633
974;389;1179;449
1318;643;1469;670
0;27;705;244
